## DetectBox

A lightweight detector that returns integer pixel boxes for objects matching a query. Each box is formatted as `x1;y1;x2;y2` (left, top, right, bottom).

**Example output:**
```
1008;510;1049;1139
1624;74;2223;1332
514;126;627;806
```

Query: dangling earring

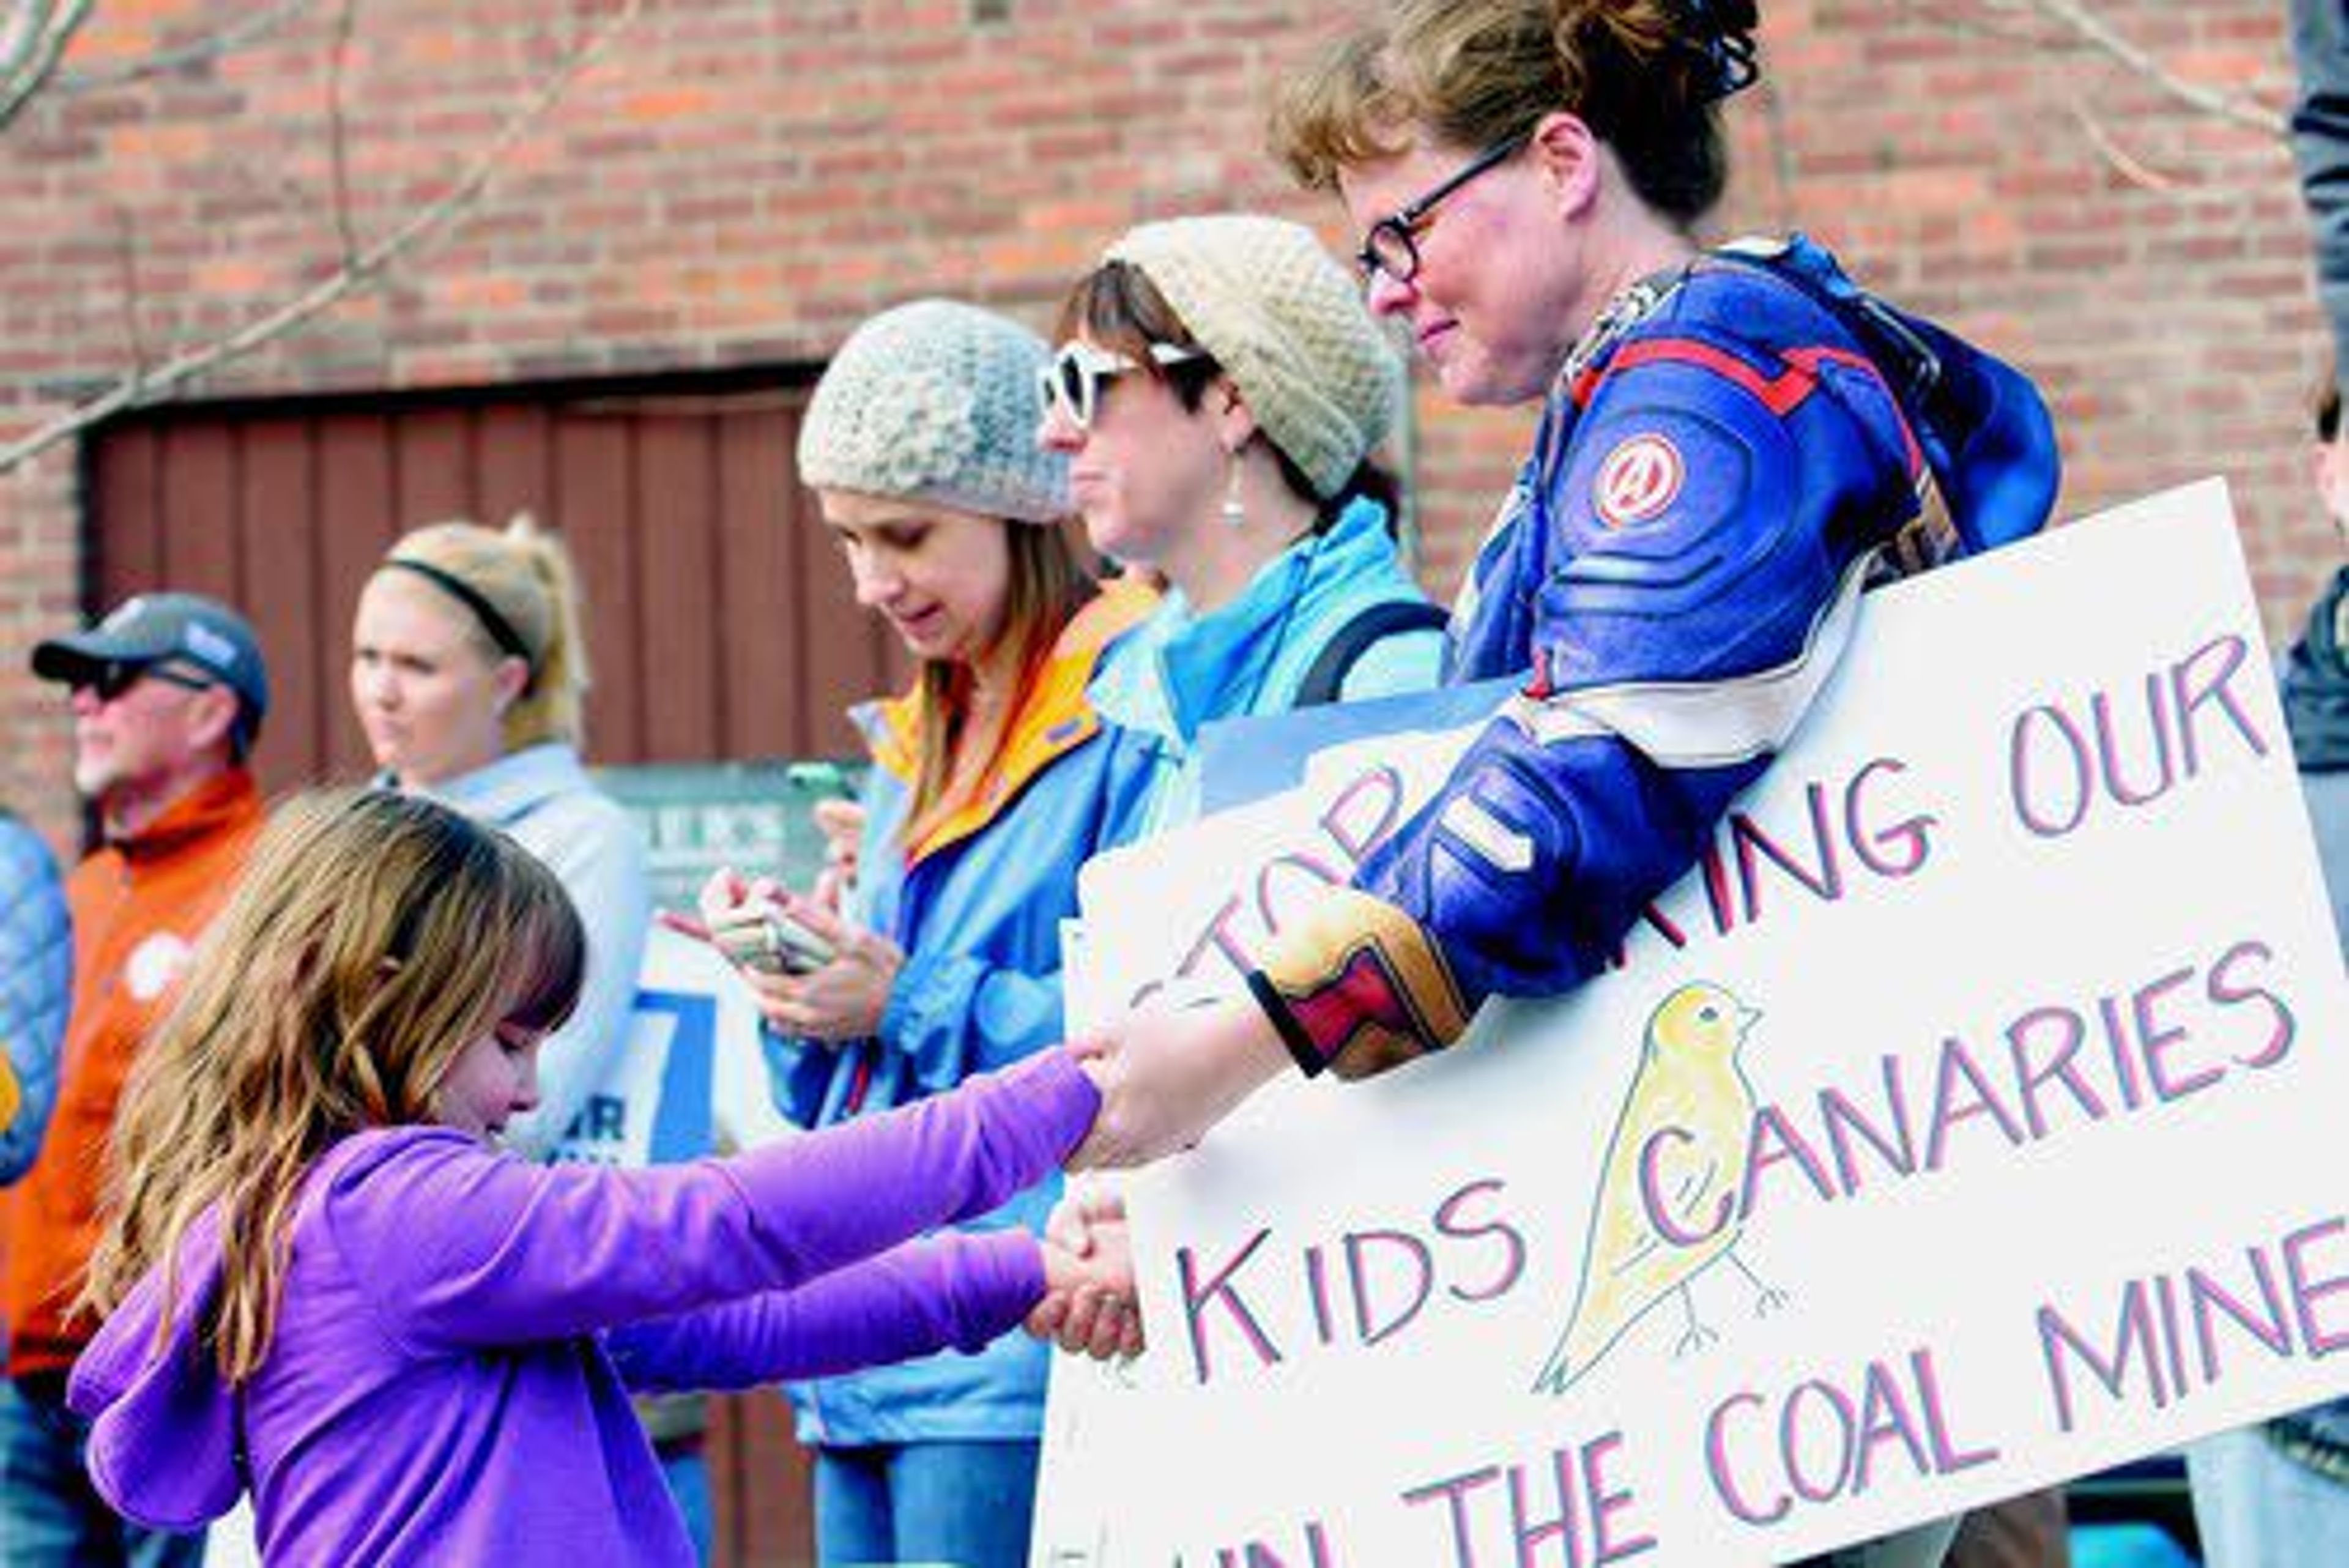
1220;450;1247;530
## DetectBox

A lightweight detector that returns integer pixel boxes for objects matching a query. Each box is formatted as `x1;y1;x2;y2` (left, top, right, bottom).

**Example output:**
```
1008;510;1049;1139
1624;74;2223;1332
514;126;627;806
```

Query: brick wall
1;0;2332;849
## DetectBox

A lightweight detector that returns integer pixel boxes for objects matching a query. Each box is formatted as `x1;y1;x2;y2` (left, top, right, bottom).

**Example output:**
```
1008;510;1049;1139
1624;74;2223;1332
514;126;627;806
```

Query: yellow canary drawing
1532;981;1783;1395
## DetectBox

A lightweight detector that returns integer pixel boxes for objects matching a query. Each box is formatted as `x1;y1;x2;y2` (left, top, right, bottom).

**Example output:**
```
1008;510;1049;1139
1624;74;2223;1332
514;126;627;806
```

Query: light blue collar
400;741;590;829
1094;499;1398;746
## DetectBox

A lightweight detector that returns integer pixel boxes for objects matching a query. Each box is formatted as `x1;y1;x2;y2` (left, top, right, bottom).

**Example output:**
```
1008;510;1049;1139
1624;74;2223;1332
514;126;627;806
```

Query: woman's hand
740;897;902;1041
677;869;898;1041
1067;997;1291;1170
658;864;786;945
688;864;790;935
810;797;866;916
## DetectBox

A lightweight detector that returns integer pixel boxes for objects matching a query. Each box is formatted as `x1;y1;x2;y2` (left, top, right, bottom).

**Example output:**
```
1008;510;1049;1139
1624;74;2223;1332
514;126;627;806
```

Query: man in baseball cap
31;591;269;764
2;590;268;1565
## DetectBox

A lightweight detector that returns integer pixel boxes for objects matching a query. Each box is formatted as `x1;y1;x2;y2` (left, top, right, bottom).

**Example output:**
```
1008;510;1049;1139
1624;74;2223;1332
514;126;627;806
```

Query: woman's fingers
695;866;751;924
780;895;852;948
656;907;713;943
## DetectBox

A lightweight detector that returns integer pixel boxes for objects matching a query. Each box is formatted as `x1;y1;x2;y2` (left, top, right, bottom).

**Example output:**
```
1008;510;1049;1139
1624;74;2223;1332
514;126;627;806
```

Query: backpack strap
1293;599;1450;708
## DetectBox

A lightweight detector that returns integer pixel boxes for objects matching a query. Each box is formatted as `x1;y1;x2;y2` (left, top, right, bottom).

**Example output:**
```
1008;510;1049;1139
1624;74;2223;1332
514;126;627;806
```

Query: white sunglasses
1037;340;1207;431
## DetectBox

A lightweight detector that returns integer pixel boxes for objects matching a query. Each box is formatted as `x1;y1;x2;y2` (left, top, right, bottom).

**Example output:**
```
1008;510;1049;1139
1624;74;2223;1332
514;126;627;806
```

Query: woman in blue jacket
1040;213;1447;836
699;299;1152;1568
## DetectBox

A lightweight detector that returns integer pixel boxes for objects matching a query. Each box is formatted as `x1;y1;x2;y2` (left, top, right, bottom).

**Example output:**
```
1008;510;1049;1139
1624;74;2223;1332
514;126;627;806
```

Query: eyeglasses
1037;340;1207;431
1355;135;1526;288
74;660;215;704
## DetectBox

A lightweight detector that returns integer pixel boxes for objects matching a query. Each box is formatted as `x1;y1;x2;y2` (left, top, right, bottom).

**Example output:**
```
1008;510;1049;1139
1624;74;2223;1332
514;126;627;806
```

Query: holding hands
1065;997;1290;1170
1030;1186;1144;1362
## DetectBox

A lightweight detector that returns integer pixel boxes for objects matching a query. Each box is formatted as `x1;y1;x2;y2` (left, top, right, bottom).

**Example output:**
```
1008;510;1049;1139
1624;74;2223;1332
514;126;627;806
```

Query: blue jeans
813;1440;1039;1568
0;1375;207;1567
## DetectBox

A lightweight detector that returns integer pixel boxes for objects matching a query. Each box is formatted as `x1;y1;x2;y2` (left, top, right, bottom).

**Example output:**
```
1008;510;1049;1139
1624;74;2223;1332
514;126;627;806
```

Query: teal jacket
1091;499;1445;838
766;581;1157;1445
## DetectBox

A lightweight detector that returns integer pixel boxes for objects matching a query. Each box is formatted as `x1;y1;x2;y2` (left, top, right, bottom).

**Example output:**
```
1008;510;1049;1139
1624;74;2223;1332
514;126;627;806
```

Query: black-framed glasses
1036;339;1208;431
75;660;214;704
1355;135;1526;287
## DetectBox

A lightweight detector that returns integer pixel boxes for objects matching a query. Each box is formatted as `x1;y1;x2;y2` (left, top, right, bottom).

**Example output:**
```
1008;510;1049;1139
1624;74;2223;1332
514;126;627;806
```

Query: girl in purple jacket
70;787;1130;1566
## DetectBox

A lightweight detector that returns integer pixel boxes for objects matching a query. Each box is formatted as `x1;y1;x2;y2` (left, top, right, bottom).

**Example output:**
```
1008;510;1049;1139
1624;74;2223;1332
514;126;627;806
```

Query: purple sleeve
605;1230;1043;1391
328;1050;1096;1353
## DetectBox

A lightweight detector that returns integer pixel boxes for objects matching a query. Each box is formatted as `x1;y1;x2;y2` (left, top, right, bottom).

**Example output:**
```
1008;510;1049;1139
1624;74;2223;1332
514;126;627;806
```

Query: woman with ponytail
349;516;649;1168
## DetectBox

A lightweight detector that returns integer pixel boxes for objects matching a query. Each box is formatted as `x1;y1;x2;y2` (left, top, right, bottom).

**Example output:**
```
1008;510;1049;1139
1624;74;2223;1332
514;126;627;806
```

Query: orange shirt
1;770;264;1378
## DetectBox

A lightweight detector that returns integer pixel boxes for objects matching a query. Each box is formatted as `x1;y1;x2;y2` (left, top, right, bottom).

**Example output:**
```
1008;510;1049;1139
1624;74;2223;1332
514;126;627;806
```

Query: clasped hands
1022;995;1296;1358
1027;1183;1143;1361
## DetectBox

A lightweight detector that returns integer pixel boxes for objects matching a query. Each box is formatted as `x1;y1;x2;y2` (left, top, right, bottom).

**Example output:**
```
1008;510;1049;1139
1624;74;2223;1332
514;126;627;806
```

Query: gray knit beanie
797;299;1068;524
1104;215;1401;499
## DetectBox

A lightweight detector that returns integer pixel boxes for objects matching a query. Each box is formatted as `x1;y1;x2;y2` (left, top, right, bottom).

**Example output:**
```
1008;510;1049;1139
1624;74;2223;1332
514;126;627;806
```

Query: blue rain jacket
768;581;1156;1444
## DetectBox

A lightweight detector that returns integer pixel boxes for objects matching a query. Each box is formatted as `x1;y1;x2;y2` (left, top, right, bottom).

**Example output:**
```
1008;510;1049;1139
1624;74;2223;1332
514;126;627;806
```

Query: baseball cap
32;592;270;748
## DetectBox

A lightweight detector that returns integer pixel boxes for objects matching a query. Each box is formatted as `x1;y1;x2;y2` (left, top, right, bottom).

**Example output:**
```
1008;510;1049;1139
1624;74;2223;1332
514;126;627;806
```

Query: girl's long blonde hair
82;787;585;1382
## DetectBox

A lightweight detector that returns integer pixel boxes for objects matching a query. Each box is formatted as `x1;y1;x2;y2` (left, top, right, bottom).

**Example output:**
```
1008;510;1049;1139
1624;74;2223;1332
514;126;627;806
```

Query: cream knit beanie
1104;215;1401;498
797;299;1068;524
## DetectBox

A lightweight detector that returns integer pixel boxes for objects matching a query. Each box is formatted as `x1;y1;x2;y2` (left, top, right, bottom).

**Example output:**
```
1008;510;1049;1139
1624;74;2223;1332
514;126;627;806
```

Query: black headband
382;558;535;668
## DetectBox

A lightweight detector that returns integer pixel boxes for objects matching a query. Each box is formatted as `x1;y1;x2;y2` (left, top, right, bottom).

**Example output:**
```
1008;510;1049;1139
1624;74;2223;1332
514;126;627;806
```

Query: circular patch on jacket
1592;433;1684;528
124;931;193;1003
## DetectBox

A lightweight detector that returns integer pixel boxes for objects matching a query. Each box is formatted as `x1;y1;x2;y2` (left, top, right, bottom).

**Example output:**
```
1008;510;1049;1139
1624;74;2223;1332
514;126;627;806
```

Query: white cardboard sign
1033;481;2349;1566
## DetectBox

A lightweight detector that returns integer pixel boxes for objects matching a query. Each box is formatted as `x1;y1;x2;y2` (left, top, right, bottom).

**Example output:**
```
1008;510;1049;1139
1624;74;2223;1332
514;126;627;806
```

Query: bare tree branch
0;0;647;477
0;0;94;132
1932;2;2079;51
1996;0;2287;141
54;0;316;92
2067;101;2181;192
0;2;50;77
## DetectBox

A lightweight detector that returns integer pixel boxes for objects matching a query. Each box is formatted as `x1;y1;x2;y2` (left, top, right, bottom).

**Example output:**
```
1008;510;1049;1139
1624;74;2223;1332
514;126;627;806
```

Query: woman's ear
491;655;531;715
1528;110;1601;222
1212;377;1261;456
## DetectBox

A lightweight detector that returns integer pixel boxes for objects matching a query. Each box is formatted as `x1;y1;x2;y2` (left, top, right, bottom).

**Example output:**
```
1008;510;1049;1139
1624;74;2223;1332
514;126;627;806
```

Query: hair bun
1682;0;1760;102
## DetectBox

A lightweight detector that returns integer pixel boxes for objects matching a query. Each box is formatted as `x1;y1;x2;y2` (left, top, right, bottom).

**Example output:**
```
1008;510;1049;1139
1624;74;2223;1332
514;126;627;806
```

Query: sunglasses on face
1356;135;1526;288
75;660;215;704
1037;339;1208;431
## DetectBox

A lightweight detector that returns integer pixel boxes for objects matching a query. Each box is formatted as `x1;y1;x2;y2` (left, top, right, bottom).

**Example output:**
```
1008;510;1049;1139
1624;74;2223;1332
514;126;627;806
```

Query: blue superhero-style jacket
768;578;1156;1446
1091;497;1446;838
1250;234;2061;1076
